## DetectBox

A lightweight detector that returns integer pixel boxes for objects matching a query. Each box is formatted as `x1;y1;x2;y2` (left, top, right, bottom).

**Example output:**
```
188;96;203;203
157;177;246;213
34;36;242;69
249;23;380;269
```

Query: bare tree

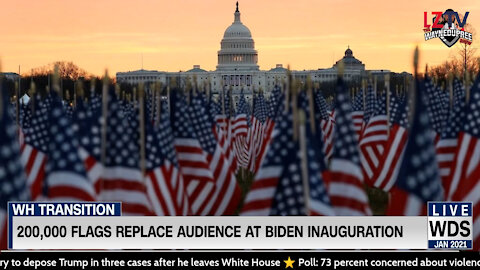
29;61;92;80
454;13;477;79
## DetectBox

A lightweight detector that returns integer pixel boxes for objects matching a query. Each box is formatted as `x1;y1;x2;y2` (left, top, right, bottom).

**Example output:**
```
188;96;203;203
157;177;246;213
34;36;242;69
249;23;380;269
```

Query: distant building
1;72;20;81
116;2;408;106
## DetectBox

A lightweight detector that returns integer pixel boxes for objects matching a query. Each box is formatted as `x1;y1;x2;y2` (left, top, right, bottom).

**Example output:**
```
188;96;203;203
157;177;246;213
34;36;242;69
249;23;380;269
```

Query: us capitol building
116;2;391;102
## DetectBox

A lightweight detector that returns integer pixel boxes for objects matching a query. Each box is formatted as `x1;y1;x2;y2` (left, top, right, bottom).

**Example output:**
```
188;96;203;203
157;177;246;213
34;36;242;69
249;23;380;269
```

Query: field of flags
1;56;480;250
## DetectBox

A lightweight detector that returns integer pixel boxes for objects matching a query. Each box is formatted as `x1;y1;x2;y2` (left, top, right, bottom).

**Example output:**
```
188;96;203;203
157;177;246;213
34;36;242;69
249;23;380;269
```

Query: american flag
214;121;238;175
21;97;49;200
447;76;480;250
320;110;335;160
74;98;103;192
188;94;241;215
436;79;467;198
241;106;333;216
300;91;331;198
247;92;268;172
424;77;447;140
359;93;389;185
387;79;444;216
314;90;330;120
328;78;371;216
388;94;401;128
209;96;222;127
253;92;268;123
254;85;283;175
232;91;250;169
351;91;364;141
97;91;153;216
214;88;238;174
453;78;466;108
44;96;96;201
215;88;233;130
371;93;409;191
267;85;282;121
170;91;216;215
446;75;480;202
0;89;30;249
315;90;335;160
363;84;376;124
64;102;73;119
144;103;190;216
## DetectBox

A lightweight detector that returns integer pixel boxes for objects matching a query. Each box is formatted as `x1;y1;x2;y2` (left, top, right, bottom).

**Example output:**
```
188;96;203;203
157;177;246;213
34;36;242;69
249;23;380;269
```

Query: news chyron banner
6;202;473;250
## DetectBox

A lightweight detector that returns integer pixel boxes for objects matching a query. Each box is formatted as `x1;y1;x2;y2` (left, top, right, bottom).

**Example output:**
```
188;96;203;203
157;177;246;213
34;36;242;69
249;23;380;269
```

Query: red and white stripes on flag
20;144;46;200
81;148;151;212
241;165;281;215
450;165;480;250
233;136;250;169
96;167;153;216
45;171;96;201
247;116;265;172
215;115;228;131
232;114;248;138
435;137;458;188
232;114;250;169
174;138;215;215
387;188;427;216
328;159;372;216
145;161;190;216
78;147;103;188
253;118;276;174
202;144;241;215
359;114;389;184
214;125;238;174
445;133;480;200
352;110;364;141
321;111;335;159
371;124;408;191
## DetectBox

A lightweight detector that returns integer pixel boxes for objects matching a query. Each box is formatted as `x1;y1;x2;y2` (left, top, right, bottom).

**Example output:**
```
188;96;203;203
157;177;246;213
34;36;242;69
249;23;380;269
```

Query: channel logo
427;202;472;249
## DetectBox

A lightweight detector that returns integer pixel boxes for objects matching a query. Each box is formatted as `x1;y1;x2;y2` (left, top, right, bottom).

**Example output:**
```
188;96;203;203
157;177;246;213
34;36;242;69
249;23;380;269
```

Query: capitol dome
333;46;365;71
223;22;252;38
217;2;259;71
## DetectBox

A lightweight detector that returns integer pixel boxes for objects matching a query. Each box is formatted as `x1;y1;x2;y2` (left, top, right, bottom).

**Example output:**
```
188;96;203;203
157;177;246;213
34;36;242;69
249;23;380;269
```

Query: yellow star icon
284;257;295;268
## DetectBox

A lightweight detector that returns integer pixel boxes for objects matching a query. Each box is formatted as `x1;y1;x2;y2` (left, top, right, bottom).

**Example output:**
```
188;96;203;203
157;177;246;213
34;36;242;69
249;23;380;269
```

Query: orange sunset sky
1;0;479;76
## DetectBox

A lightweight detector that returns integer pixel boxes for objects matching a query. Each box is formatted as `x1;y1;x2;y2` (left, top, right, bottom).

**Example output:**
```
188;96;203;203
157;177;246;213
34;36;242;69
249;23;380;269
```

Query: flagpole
362;78;366;111
138;83;146;177
16;65;20;128
448;73;453;110
30;81;36;114
385;73;390;135
155;82;162;127
465;71;471;104
73;79;77;108
15;81;19;128
285;67;291;113
52;64;60;95
0;59;3;120
47;73;51;94
76;80;84;107
101;70;109;194
150;82;155;122
206;78;211;101
221;84;226;118
291;79;299;141
306;76;316;135
409;47;419;123
167;85;171;116
298;110;310;215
